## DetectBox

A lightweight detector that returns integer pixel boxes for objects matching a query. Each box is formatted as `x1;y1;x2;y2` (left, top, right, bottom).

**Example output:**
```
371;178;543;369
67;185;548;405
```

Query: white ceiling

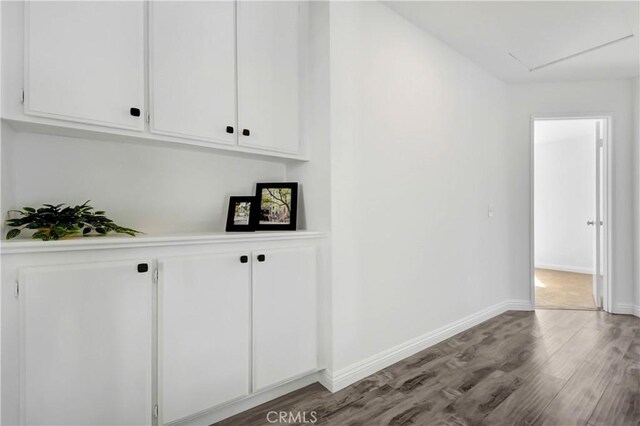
534;119;598;144
384;1;640;83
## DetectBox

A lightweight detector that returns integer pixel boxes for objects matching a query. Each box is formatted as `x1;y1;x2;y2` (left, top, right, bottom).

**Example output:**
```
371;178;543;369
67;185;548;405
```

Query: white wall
534;120;596;274
508;79;635;313
328;2;516;373
1;125;286;235
286;1;333;370
633;77;639;311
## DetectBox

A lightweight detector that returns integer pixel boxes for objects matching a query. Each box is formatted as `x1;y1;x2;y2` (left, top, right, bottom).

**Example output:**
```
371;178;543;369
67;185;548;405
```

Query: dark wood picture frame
225;196;256;232
252;182;298;231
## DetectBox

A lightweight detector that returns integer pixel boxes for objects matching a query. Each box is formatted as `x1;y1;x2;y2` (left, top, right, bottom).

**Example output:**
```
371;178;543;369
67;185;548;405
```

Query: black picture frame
225;196;256;232
252;182;298;231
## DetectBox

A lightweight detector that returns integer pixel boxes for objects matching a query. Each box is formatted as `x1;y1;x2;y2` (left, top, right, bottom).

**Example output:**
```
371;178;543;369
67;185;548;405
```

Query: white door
24;1;145;130
252;247;317;391
158;253;251;424
149;1;237;144
592;121;605;308
237;1;303;154
19;261;153;426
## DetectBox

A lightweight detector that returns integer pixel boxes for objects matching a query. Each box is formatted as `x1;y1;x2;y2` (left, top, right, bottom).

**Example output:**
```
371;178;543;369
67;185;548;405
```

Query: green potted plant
5;201;141;241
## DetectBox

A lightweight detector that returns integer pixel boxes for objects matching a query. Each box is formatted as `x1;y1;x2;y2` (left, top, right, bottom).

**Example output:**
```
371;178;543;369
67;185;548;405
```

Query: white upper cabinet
24;1;145;131
19;260;153;426
237;1;304;154
149;2;237;145
10;1;308;158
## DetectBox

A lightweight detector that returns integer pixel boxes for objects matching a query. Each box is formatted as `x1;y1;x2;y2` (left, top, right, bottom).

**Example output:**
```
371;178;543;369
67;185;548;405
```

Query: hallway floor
218;310;639;426
535;268;597;310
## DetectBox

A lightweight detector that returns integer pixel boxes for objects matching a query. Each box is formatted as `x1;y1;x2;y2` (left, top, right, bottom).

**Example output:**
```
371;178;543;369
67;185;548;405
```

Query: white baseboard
506;299;535;311
320;299;533;392
184;299;534;423
613;304;640;317
535;263;594;275
176;372;320;425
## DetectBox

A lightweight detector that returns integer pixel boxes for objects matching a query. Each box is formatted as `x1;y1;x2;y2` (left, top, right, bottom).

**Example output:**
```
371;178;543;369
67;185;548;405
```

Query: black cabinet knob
242;129;250;136
240;255;248;264
257;254;265;262
130;107;141;117
226;126;234;134
137;263;148;273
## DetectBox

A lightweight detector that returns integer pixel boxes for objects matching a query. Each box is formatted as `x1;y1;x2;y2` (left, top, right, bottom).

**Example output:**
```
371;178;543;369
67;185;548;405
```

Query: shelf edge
1;231;327;254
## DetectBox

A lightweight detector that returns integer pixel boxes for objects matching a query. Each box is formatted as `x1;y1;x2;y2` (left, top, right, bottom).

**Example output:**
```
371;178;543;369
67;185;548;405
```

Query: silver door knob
587;221;595;225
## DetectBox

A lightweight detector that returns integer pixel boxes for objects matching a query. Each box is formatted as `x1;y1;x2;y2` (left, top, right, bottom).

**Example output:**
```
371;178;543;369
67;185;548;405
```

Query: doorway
531;115;611;311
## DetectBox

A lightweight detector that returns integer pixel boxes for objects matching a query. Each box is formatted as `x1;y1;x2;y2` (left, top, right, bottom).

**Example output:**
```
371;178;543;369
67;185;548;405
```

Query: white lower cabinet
159;247;318;422
158;253;251;424
10;240;318;425
252;247;317;391
18;260;153;426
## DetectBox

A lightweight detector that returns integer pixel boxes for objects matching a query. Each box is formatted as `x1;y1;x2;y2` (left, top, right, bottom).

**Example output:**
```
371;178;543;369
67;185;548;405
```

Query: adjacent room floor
219;310;639;426
535;268;597;310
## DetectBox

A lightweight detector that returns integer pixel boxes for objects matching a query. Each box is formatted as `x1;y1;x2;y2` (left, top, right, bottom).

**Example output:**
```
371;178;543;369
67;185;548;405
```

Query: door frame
529;113;613;312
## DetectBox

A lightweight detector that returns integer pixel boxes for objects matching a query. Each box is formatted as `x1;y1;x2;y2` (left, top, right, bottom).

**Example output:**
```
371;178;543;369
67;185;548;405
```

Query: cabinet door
237;1;303;154
252;247;317;391
19;260;153;426
24;1;145;130
159;253;250;424
149;2;237;144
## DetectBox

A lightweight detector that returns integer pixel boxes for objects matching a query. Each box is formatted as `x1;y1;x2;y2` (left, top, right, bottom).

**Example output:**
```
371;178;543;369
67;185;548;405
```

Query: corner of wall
633;76;640;311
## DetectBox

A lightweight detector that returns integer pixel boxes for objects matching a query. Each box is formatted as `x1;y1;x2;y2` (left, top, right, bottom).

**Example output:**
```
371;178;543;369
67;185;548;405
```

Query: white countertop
0;230;327;254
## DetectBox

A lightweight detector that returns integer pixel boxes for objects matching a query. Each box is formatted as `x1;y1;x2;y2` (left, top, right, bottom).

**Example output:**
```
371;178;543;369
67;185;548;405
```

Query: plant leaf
6;229;21;239
32;231;47;240
5;202;140;239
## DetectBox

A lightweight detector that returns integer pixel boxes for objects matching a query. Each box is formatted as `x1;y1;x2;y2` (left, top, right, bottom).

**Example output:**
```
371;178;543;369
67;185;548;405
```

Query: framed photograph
225;196;256;232
253;183;298;231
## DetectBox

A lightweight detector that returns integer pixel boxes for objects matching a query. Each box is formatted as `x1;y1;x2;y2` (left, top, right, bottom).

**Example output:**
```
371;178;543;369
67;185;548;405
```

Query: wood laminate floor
218;310;640;426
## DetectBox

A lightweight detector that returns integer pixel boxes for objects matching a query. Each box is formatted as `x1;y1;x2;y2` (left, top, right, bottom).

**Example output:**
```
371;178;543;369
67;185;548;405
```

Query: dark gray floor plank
481;373;565;426
496;326;580;382
588;382;640;426
624;342;640;364
216;384;328;426
356;383;461;426
533;359;617;426
609;359;640;390
215;311;639;426
533;327;601;380
437;370;523;425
